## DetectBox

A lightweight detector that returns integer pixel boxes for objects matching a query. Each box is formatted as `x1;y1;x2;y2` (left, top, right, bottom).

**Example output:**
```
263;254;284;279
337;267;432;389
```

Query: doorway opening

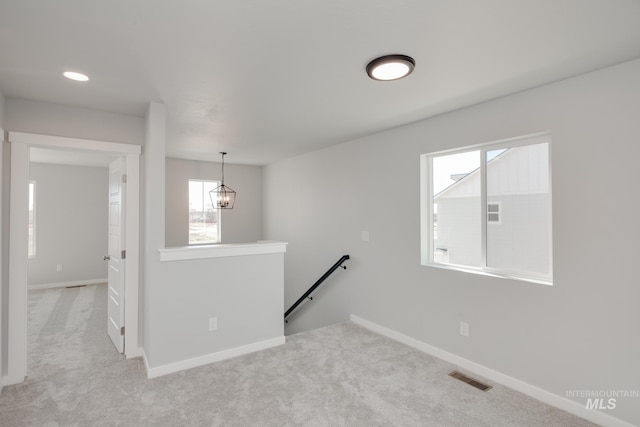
6;132;140;385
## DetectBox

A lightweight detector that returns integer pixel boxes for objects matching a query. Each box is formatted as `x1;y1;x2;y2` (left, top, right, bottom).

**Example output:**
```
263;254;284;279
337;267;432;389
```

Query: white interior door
107;158;126;353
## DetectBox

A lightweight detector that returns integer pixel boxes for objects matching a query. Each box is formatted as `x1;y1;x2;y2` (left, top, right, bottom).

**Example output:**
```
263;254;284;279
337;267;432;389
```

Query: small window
28;181;36;258
487;202;501;224
421;134;552;284
188;180;221;244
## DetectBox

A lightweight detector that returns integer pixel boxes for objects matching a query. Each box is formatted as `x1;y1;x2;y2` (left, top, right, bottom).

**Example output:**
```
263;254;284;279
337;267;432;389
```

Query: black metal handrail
284;255;350;322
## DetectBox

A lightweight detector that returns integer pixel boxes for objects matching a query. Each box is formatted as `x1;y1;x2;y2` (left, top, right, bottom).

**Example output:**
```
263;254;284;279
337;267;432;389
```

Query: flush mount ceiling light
209;152;236;209
366;54;415;81
63;71;89;82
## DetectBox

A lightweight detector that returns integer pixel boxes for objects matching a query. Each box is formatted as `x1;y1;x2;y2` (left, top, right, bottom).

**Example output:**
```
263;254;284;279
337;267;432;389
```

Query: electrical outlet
459;321;469;337
56;264;63;272
208;317;218;331
361;231;370;242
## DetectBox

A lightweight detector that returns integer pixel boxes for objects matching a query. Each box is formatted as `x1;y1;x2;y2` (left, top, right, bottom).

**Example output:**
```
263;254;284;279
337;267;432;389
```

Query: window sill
423;262;552;286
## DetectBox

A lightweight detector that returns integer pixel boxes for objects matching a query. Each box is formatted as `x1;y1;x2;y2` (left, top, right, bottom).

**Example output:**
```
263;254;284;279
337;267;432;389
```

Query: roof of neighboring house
433;142;550;199
434;149;507;199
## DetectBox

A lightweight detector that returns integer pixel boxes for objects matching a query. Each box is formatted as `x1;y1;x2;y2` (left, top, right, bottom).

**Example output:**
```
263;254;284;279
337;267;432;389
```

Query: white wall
144;105;282;371
165;158;262;246
264;59;640;425
0;93;4;129
149;252;284;370
4;99;144;146
27;163;108;286
142;102;166;366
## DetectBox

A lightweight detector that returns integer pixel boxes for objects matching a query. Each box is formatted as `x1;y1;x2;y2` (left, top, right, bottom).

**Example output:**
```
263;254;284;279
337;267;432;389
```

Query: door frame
6;132;141;385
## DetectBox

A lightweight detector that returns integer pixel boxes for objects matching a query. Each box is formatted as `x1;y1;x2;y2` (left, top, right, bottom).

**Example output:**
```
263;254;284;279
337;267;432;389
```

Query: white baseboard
144;336;286;379
350;315;635;427
28;278;107;290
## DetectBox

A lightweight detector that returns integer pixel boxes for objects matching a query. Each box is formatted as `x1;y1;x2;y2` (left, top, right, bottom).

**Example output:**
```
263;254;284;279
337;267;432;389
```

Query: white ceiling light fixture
63;71;89;82
366;54;415;81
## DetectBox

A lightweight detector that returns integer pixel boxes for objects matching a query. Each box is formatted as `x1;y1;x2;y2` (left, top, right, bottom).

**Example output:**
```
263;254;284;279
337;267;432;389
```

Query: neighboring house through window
421;134;552;284
188;180;221;244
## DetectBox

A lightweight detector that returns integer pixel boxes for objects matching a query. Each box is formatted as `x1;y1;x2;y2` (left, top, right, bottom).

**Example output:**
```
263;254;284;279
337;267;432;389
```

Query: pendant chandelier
209;152;236;209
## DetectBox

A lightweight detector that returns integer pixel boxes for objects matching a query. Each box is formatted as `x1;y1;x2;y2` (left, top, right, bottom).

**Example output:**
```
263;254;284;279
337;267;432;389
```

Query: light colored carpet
0;284;596;426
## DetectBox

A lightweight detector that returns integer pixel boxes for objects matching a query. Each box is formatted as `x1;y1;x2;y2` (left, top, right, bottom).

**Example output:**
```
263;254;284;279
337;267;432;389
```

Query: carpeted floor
0;284;596;426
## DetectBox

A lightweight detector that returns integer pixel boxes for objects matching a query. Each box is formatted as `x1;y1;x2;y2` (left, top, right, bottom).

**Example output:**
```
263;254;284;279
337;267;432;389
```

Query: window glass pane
432;150;481;266
188;180;220;244
422;135;552;284
486;143;550;276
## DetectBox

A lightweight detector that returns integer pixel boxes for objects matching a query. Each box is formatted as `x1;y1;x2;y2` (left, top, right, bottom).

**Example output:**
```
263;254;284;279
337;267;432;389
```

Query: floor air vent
449;370;492;392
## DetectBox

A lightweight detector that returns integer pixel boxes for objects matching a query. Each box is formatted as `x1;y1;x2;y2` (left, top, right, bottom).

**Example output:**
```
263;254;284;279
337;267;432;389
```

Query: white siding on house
435;197;481;267
486;194;550;275
487;144;549;196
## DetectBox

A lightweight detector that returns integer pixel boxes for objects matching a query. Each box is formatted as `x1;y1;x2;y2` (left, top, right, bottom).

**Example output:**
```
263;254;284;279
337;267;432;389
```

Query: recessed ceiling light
366;55;415;81
63;71;89;82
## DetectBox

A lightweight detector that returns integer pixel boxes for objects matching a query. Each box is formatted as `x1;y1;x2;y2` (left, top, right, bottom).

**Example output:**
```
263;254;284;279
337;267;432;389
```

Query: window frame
188;179;222;245
420;133;553;285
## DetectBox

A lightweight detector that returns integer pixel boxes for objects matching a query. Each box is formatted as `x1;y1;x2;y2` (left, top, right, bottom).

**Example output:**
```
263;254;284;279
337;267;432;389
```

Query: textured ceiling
2;0;640;165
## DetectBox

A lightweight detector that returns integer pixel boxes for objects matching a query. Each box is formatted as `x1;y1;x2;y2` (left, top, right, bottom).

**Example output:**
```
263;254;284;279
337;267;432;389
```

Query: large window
28;181;36;258
188;180;221;244
421;134;552;284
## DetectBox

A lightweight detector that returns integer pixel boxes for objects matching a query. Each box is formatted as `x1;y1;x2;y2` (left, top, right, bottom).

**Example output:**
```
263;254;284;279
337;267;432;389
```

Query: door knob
103;255;111;261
